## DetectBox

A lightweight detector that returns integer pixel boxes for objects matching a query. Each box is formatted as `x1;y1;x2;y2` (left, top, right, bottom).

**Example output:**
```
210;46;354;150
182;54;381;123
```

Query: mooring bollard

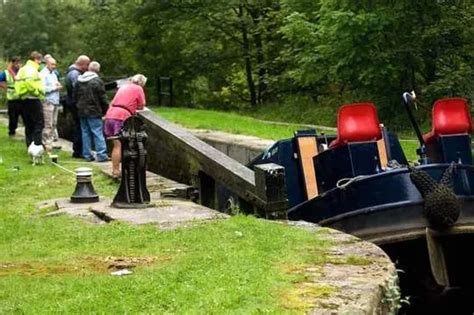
254;163;288;219
70;167;99;203
112;115;151;208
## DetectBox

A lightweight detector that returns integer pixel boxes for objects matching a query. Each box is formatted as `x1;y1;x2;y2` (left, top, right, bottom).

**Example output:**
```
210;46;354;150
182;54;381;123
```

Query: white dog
27;142;45;166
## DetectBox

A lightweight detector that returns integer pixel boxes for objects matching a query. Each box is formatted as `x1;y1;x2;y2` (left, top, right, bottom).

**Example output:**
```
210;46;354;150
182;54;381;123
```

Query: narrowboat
248;92;474;312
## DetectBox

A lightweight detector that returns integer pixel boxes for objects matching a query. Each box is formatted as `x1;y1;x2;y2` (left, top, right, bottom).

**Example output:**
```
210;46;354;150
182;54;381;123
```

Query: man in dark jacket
65;55;90;158
75;61;109;162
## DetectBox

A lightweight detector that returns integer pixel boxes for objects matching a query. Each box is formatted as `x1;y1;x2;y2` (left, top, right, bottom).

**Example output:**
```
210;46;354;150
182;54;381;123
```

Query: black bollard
112;115;151;208
71;167;99;203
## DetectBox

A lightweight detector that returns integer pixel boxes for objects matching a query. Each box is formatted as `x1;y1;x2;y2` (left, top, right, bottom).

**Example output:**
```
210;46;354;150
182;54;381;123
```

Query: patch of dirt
103;256;157;271
0;255;169;277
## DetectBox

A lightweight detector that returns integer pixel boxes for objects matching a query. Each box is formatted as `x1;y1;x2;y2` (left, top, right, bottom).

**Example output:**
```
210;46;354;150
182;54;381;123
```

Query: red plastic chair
329;103;382;149
423;98;472;144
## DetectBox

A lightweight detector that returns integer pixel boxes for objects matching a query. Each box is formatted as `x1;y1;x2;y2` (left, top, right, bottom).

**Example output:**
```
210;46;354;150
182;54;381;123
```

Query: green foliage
1;0;472;129
0;0;87;67
280;0;474;124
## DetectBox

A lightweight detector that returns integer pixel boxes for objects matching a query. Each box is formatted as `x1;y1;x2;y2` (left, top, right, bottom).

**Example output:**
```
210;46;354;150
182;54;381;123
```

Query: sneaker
86;157;95;162
97;157;111;162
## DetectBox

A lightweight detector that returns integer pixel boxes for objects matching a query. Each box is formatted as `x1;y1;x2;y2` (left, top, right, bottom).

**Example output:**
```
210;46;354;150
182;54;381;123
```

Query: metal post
112;115;151;208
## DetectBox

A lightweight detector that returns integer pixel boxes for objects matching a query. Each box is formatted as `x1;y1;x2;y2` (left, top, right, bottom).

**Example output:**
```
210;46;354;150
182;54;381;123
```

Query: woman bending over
104;74;147;179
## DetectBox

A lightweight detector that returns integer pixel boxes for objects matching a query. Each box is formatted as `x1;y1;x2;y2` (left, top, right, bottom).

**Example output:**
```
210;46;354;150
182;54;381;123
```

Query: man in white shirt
39;57;62;154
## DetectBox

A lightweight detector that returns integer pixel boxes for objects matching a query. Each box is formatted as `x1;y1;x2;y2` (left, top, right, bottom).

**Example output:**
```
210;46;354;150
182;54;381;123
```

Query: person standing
104;74;147;178
39;57;62;154
15;51;45;148
65;55;90;158
75;61;109;162
0;56;22;136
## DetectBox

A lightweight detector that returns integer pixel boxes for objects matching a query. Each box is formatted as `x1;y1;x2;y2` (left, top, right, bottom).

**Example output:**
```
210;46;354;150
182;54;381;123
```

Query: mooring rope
336;176;365;189
50;160;77;176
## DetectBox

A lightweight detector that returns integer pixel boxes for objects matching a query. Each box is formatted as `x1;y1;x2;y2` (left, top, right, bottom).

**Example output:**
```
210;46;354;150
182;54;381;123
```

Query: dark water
382;236;474;314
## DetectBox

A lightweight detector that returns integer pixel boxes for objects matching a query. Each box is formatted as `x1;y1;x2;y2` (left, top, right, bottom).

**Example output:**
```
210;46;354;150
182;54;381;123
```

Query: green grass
0;125;343;314
155;107;420;162
155;107;328;141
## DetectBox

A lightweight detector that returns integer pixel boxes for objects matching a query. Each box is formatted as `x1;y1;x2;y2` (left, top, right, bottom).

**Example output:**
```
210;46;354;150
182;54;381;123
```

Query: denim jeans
80;117;108;161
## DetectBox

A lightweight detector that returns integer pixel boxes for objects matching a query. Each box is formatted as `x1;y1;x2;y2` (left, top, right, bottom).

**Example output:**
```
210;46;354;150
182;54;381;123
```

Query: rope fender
409;163;461;229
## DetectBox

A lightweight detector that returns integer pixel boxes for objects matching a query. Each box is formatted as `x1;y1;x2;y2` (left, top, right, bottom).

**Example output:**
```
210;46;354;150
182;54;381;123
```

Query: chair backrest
432;98;472;136
330;103;382;149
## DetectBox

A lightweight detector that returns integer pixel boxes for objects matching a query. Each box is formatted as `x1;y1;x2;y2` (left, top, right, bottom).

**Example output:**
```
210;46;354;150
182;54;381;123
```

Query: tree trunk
249;8;267;105
238;1;257;107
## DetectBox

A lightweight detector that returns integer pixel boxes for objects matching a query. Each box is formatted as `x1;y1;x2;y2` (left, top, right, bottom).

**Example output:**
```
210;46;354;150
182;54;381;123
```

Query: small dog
27;143;45;166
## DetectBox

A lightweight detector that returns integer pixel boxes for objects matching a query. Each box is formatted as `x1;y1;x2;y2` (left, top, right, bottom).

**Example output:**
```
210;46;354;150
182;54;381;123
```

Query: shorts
104;119;124;138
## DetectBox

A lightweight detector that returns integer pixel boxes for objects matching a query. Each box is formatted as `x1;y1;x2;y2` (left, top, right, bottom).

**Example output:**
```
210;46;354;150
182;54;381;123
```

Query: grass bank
154;106;324;140
0;125;338;313
154;106;419;162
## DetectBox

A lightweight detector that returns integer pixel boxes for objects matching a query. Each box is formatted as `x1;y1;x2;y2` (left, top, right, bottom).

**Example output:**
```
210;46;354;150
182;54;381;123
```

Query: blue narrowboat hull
288;164;474;245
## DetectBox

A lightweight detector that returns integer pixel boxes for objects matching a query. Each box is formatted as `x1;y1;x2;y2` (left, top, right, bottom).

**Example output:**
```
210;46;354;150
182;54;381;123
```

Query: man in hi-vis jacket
15;51;45;148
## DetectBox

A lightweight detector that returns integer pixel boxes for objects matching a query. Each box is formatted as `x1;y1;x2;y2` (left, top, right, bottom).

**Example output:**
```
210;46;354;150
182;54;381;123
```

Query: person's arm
67;70;80;95
136;87;146;110
97;80;109;115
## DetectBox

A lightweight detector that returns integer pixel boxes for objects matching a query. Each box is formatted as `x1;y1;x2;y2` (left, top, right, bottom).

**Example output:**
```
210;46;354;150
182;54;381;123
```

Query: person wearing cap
0;56;21;136
104;74;147;178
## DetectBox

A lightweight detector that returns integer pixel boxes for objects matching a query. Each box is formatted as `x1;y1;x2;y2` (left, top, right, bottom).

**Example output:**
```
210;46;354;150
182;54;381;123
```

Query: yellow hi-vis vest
4;69;19;100
15;60;45;100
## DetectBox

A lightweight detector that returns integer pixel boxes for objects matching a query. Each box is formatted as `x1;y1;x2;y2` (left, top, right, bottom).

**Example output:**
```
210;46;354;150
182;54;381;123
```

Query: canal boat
248;92;474;311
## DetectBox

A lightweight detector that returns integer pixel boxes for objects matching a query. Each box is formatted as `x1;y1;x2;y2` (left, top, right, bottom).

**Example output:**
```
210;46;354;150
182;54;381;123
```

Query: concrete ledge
42;197;229;229
192;129;274;164
291;223;398;314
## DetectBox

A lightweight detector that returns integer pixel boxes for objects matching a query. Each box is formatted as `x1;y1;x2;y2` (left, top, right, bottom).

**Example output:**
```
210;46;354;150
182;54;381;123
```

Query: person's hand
56;82;62;91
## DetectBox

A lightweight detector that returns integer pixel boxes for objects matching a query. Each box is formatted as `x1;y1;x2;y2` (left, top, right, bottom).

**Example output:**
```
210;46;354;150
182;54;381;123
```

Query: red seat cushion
329;103;382;149
423;98;472;144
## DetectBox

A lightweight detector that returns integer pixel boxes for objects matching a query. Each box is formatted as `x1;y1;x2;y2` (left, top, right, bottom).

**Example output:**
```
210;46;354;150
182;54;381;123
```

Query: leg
13;99;22;130
80;118;93;161
52;105;60;141
112;140;122;176
68;106;83;157
7;100;19;135
20;99;34;147
89;118;108;161
31;99;44;146
41;101;54;154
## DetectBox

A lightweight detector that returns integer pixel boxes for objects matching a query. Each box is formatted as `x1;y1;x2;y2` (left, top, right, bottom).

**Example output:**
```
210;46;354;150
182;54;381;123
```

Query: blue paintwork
288;164;474;224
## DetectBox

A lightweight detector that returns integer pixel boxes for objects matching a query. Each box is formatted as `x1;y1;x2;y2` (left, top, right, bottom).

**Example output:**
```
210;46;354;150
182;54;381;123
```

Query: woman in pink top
104;74;147;178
